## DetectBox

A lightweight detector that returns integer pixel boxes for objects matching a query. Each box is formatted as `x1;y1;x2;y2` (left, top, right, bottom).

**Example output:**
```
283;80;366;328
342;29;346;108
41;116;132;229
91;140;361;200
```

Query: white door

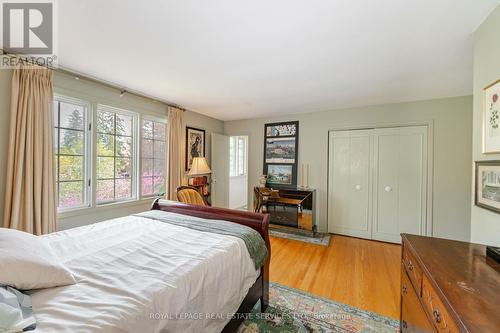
211;133;230;208
328;130;372;238
372;126;428;243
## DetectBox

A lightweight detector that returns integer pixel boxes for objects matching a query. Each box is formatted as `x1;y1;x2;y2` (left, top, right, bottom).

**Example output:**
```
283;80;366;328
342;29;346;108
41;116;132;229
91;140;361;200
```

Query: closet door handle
355;185;362;191
384;186;392;192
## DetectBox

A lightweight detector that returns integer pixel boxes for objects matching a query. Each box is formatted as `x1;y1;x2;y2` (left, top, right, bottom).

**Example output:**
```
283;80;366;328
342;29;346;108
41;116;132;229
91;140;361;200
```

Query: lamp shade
188;157;212;175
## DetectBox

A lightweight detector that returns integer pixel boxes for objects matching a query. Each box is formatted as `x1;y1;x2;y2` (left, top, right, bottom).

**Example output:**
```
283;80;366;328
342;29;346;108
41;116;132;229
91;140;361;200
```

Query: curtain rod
1;51;187;112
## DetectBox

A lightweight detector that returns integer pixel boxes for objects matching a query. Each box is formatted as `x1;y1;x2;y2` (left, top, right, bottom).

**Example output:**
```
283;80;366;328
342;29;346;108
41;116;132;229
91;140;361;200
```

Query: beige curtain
3;65;56;235
167;106;184;200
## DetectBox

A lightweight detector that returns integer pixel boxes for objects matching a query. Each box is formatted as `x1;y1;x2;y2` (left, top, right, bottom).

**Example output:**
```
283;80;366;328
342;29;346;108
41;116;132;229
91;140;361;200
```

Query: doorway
229;135;249;210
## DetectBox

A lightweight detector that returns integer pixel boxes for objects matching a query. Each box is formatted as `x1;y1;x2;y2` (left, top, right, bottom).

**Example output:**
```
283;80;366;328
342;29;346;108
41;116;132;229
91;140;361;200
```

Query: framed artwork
483;79;500;153
475;161;500;214
267;164;293;185
185;127;205;171
263;121;298;188
265;137;296;163
266;123;297;137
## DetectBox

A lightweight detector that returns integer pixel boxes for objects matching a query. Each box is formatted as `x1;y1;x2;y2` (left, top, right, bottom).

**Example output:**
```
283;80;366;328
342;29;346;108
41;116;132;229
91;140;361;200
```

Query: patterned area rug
238;283;400;333
269;230;331;246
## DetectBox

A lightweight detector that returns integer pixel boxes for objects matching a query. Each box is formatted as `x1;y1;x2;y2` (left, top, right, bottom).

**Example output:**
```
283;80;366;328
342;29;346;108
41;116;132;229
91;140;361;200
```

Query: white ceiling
58;0;499;121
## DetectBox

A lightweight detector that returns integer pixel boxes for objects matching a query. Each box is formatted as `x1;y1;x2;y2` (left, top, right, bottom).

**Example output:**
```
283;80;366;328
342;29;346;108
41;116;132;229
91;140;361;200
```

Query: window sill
57;197;160;219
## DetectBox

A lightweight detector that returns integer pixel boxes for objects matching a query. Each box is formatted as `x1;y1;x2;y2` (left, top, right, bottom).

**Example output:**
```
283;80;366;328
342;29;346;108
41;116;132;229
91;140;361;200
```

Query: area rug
238;283;400;333
269;230;331;246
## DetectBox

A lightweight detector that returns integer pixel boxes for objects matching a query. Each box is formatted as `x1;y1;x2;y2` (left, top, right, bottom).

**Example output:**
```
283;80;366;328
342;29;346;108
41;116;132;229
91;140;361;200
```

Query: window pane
154;140;166;158
142;120;153;139
142;158;153;177
97;111;115;134
96;180;114;202
53;128;59;150
60;102;85;129
59;129;84;155
97;134;115;156
142;177;153;196
115;179;132;199
153;176;165;195
58;181;84;209
154;158;165;178
53;101;59;126
97;157;114;179
116;136;132;157
116;114;132;136
59;156;83;181
116;158;131;179
154;122;166;140
142;139;153;158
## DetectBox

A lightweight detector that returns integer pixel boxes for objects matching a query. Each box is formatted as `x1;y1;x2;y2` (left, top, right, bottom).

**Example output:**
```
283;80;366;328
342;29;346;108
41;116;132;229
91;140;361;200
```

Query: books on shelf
188;176;208;186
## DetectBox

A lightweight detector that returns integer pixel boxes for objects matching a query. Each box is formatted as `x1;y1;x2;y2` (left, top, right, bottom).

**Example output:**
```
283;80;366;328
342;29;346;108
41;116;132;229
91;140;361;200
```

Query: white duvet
31;212;260;333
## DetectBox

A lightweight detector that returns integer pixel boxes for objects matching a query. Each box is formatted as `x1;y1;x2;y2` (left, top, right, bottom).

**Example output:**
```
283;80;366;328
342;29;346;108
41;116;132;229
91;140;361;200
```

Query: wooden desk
401;234;500;333
256;187;316;234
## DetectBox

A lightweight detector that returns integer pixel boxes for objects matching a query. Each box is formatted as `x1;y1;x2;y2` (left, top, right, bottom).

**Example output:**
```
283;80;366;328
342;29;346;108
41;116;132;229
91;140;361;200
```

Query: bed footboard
151;199;271;322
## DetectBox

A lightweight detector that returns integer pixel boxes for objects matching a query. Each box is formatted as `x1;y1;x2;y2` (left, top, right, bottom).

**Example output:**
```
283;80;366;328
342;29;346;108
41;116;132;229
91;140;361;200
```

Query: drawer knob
432;309;442;324
402;284;408;294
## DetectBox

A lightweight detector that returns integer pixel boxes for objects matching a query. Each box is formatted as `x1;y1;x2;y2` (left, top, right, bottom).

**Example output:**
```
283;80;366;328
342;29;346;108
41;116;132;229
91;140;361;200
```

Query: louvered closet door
372;126;427;243
328;130;372;238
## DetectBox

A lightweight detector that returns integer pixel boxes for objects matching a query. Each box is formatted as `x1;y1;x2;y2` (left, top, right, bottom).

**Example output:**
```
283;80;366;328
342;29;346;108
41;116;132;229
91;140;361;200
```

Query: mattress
31;212;260;332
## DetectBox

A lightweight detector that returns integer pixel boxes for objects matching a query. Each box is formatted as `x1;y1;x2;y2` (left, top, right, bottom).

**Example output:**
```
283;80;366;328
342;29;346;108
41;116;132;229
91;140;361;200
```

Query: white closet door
372;126;427;243
328;130;372;238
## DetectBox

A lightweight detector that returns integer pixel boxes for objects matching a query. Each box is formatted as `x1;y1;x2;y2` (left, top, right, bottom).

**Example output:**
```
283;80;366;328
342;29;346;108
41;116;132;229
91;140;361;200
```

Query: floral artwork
490;93;499;130
484;80;500;153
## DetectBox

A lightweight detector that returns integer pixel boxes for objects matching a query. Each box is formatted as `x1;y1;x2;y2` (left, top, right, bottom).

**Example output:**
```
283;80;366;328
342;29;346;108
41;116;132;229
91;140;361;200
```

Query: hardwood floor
269;234;402;319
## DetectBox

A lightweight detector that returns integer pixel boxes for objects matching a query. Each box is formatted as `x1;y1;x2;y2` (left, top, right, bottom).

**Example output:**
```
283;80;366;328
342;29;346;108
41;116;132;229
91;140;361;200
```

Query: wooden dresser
400;234;500;333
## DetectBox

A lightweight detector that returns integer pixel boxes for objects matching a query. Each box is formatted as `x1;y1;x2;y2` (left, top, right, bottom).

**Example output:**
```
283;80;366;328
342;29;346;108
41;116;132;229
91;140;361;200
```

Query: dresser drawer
403;244;423;294
401;267;436;333
421;275;460;333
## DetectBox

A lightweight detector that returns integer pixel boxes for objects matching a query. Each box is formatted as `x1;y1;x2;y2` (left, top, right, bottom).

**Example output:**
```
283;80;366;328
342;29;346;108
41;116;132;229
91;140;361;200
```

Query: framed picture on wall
266;164;294;186
265;137;296;163
483;79;500;153
263;121;298;188
475;160;500;214
185;127;205;171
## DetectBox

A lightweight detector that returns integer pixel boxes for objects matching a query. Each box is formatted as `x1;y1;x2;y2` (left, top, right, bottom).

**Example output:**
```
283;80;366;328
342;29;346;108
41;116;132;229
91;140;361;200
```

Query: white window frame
140;115;168;198
94;104;139;205
230;136;248;177
54;95;92;212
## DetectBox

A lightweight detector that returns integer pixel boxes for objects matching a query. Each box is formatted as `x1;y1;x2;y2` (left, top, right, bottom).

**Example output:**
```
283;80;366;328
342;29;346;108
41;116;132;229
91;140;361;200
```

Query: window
96;106;136;204
141;119;167;197
54;94;168;213
230;136;247;177
53;97;90;210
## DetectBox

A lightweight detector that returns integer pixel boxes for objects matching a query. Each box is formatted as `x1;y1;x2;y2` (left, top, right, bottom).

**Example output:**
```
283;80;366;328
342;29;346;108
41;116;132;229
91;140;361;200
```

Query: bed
29;199;270;333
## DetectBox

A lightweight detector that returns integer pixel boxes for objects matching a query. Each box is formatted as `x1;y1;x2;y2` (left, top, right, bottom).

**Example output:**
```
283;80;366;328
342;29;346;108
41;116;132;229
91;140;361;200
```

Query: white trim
53;95;92;213
95;104;139;205
138;117;168;198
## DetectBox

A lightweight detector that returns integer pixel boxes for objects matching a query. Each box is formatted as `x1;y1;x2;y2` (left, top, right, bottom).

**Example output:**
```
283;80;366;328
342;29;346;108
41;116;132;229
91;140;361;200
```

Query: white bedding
31;212;260;333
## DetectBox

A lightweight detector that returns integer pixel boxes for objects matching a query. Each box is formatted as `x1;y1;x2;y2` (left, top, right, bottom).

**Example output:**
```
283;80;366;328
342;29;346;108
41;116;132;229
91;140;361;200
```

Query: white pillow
0;228;76;290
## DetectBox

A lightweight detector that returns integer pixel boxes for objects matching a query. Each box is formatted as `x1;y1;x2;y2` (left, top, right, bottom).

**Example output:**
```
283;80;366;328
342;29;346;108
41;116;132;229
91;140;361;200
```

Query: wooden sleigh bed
28;199;271;333
151;199;271;332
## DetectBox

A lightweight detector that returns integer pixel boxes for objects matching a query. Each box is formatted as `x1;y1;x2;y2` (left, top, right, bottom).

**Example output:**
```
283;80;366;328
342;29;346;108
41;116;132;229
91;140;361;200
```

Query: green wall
225;96;473;240
471;5;500;246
